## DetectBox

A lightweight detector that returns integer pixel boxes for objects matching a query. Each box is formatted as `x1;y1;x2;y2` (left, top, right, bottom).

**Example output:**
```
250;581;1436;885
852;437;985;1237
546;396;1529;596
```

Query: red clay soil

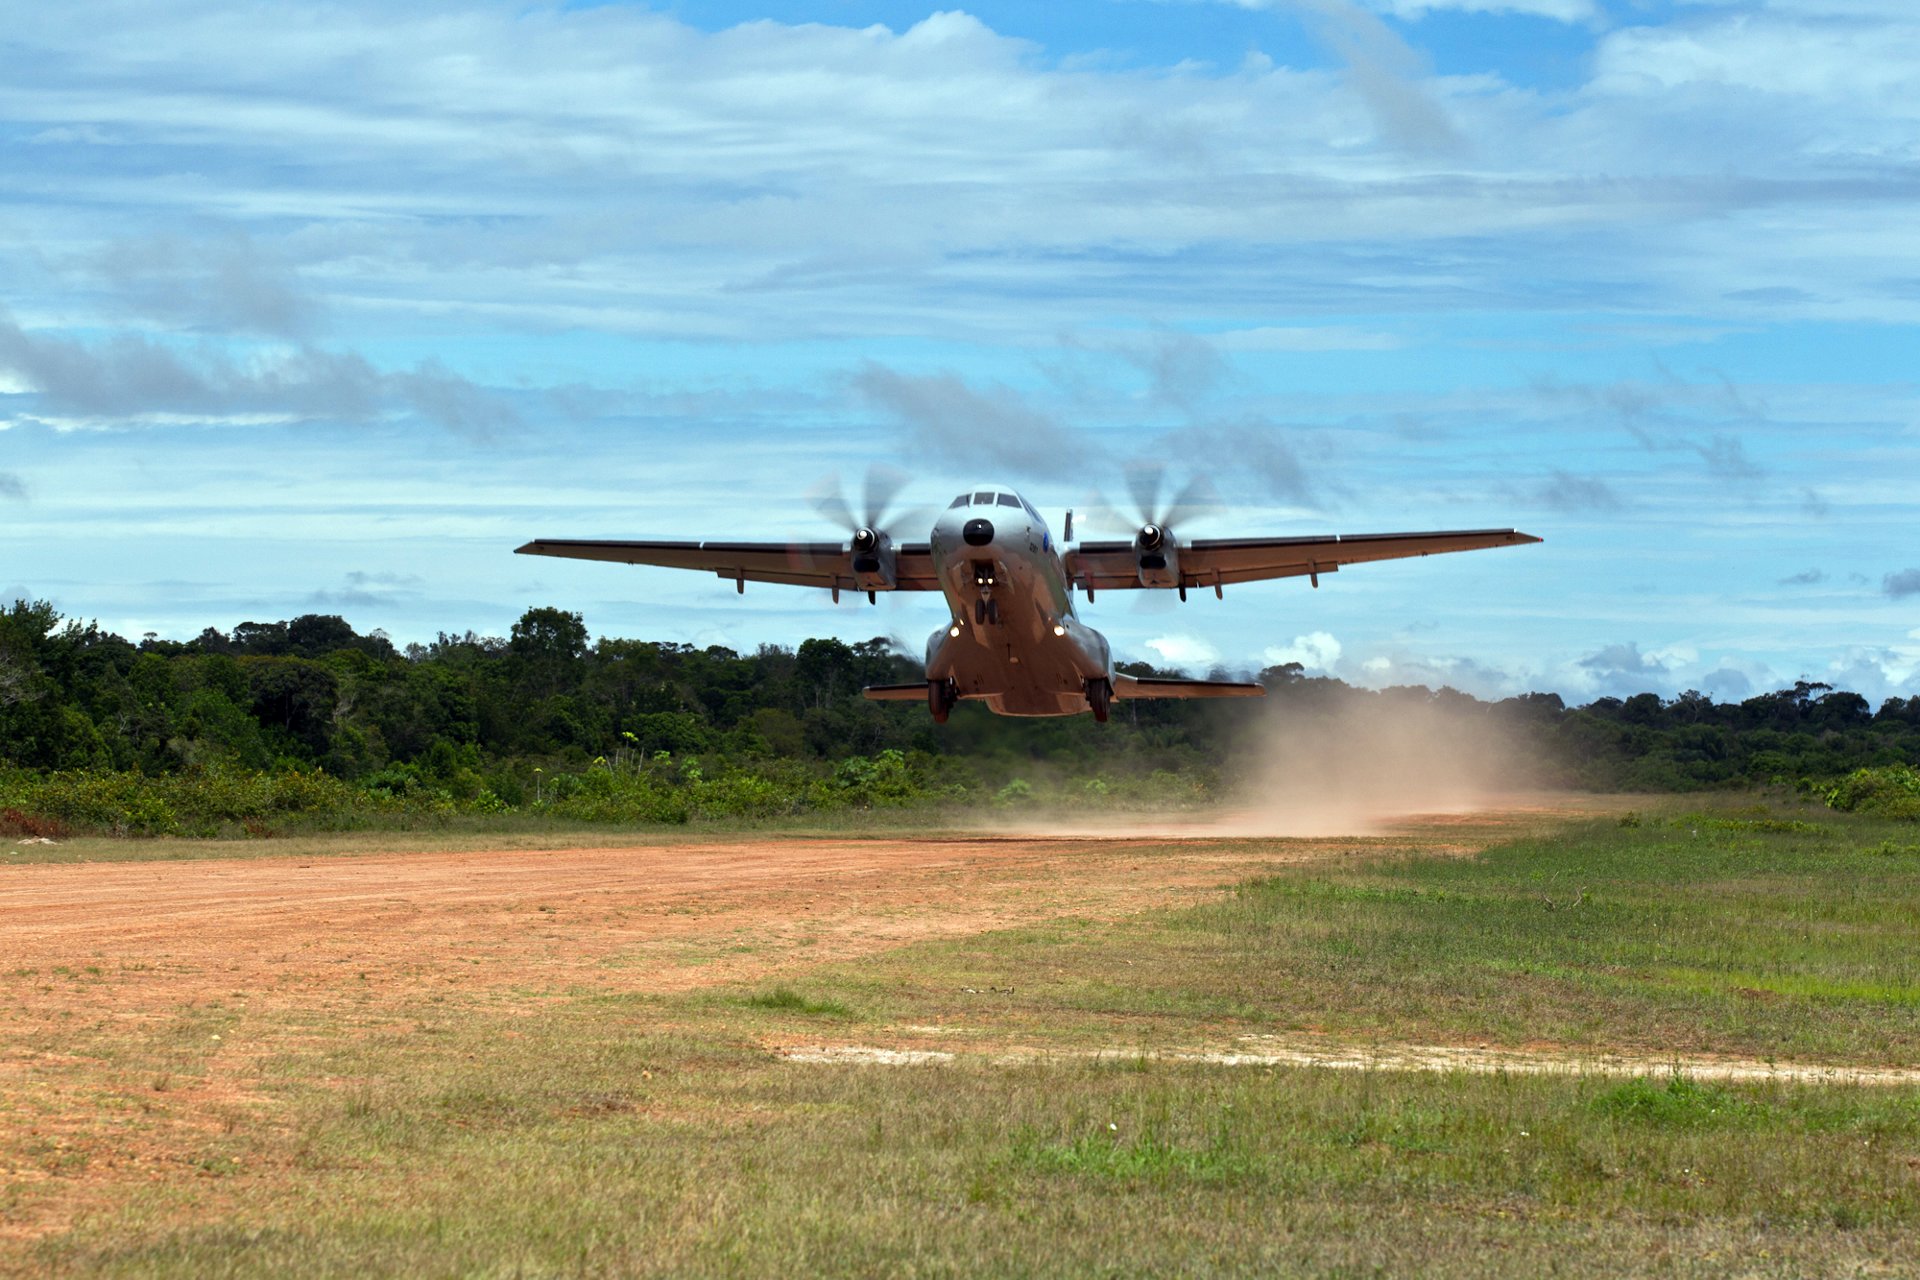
0;833;1388;1009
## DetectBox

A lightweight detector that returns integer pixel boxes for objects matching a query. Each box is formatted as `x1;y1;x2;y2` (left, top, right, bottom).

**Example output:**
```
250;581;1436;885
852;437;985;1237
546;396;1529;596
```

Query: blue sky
3;0;1918;703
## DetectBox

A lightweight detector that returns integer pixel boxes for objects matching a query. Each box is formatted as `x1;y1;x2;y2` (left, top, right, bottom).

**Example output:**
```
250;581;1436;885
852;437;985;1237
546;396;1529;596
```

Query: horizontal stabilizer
1113;674;1266;700
862;683;928;702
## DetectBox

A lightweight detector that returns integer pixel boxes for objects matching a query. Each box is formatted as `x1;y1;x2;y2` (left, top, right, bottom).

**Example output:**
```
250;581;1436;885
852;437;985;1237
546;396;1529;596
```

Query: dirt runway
1;829;1418;1242
0;832;1395;1018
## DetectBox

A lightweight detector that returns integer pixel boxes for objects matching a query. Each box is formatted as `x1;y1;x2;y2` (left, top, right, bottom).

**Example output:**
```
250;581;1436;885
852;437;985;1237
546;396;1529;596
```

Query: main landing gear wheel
927;678;958;724
1086;677;1112;724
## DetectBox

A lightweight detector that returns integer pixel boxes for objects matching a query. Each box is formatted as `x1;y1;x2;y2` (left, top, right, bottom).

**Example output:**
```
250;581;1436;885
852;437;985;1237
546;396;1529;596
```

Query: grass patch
1590;1075;1768;1129
779;803;1920;1064
741;986;856;1018
1011;1121;1256;1182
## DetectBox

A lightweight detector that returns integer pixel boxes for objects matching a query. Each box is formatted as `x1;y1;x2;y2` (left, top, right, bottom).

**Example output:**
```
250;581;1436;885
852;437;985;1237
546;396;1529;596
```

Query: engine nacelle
1134;524;1179;589
850;526;897;592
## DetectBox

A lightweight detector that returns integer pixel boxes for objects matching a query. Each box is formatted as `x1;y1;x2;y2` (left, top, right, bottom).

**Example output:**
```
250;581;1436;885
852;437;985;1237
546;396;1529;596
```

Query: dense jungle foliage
1;599;1917;835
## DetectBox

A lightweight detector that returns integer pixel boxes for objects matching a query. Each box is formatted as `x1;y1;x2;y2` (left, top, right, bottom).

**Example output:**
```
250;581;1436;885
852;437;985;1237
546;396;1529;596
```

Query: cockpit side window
948;495;970;509
995;493;1021;508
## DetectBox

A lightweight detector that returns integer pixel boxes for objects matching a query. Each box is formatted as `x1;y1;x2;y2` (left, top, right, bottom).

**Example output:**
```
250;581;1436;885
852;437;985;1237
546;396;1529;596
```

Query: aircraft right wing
1066;528;1540;593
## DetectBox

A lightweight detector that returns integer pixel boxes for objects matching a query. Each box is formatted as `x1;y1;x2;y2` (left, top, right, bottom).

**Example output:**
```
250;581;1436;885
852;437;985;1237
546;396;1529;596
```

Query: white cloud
1826;630;1920;703
1592;12;1920;103
1345;648;1522;697
1146;633;1222;669
1646;643;1699;668
1264;630;1344;669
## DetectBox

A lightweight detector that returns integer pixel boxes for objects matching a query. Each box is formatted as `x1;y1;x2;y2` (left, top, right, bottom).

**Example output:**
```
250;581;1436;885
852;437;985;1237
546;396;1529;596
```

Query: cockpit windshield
951;490;1044;523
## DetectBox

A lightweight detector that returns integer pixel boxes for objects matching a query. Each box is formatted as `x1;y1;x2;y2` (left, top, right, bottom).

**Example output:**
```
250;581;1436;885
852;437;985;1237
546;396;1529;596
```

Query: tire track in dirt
777;1037;1920;1086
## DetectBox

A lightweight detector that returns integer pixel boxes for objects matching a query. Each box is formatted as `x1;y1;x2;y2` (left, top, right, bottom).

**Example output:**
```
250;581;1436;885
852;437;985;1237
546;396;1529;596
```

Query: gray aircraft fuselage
926;484;1111;716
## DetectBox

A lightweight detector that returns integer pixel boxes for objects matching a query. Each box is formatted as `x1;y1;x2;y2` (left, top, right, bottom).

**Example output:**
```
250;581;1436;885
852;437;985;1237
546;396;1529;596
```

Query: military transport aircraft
516;475;1540;723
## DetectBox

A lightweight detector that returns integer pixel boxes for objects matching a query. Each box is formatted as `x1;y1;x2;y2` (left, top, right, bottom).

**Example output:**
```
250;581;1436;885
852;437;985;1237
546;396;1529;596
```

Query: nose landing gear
972;598;1000;626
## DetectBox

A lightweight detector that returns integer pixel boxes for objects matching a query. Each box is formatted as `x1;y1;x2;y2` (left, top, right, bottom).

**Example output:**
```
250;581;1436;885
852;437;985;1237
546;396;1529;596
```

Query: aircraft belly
927;539;1106;717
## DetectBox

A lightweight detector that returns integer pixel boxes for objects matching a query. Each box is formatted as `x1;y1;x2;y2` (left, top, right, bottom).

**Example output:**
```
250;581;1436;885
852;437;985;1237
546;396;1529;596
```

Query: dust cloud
1201;692;1553;836
999;690;1559;840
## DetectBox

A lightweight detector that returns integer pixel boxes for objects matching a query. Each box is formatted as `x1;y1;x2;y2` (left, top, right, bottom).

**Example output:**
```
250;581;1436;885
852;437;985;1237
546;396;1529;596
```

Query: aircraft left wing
1066;528;1540;593
1113;674;1265;700
514;539;943;592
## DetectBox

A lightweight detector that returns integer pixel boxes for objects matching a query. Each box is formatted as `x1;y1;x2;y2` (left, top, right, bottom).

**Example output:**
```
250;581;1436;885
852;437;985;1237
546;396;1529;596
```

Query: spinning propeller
806;465;930;600
1084;464;1222;603
809;465;925;550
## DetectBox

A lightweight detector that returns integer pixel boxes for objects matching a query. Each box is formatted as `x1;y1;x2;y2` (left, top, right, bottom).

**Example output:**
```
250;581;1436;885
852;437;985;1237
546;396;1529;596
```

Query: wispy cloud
80;232;316;338
1362;0;1597;19
1113;329;1229;410
1212;326;1404;353
852;363;1082;480
4;0;1917;343
0;472;23;502
1161;421;1315;504
309;569;425;610
1284;0;1466;154
1535;469;1621;513
1688;434;1764;482
1532;373;1767;486
1886;569;1920;600
0;313;518;438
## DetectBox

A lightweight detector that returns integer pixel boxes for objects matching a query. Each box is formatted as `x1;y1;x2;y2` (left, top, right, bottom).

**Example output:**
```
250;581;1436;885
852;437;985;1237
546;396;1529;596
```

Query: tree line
2;599;1916;813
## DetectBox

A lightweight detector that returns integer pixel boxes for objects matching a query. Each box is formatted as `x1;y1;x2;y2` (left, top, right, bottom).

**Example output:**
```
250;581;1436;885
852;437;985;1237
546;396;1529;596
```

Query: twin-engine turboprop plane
516;481;1540;722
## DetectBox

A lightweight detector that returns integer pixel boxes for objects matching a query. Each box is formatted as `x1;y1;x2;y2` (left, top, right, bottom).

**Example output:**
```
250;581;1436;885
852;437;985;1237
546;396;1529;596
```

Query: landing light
1051;623;1066;637
949;624;962;637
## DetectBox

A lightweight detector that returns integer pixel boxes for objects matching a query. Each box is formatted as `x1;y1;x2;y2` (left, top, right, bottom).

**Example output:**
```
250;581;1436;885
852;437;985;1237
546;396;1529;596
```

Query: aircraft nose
962;517;995;547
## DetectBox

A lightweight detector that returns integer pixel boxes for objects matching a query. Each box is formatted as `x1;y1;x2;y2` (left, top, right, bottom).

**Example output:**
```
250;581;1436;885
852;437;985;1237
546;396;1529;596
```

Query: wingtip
513;541;541;556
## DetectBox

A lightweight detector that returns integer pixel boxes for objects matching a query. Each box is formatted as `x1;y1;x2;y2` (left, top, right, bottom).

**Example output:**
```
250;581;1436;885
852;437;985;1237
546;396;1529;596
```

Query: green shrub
1823;765;1920;818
